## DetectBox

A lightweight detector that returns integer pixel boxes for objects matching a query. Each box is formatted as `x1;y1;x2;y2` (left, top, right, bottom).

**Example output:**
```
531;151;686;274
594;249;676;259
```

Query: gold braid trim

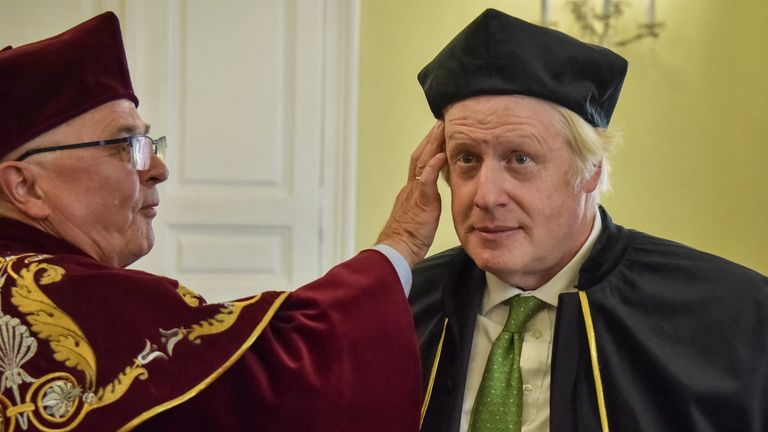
419;317;448;430
578;291;610;432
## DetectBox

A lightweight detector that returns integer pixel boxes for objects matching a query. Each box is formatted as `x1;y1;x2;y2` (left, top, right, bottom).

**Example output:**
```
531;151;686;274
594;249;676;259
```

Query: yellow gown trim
419;316;448;429
116;291;291;431
578;290;609;432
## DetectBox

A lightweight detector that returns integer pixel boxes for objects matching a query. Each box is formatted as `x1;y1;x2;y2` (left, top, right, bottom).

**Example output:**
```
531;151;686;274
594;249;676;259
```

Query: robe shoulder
595;228;767;297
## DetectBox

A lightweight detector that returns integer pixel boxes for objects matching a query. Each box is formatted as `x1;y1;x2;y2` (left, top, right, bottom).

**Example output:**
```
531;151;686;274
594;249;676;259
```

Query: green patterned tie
469;295;545;432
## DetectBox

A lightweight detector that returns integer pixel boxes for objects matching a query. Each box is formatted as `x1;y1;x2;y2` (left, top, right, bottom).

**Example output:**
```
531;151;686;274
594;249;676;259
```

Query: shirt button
532;330;543;339
523;384;532;395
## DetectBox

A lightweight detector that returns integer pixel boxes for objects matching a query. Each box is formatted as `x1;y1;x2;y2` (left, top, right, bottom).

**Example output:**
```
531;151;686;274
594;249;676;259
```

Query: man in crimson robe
410;9;768;432
0;12;446;431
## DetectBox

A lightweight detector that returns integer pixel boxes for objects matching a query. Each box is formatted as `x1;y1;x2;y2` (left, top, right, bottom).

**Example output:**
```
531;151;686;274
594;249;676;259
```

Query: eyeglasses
15;135;167;171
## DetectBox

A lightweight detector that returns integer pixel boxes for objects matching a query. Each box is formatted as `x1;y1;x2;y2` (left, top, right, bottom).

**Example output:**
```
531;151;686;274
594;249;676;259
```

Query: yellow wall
357;0;767;274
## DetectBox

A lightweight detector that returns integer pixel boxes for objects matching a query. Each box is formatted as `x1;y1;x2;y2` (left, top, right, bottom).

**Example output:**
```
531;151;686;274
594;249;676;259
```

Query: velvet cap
418;9;628;128
0;11;138;158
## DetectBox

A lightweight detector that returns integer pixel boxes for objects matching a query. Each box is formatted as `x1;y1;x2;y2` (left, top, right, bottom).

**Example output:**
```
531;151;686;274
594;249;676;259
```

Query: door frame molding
320;0;360;268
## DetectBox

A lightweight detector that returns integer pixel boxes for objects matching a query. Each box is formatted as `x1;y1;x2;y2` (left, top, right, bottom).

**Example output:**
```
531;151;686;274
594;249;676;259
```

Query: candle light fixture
540;0;663;47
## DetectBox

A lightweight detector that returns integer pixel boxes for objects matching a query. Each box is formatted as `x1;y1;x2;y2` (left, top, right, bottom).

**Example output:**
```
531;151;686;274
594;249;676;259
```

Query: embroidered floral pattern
41;379;81;419
0;313;37;430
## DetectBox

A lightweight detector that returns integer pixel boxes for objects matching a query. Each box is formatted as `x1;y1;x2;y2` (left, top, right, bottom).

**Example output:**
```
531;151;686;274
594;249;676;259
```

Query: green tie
469;295;545;432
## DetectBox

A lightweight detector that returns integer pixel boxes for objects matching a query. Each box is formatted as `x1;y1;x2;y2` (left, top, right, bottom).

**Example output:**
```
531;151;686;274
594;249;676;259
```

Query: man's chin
141;236;156;258
466;244;534;281
120;234;155;268
469;249;519;273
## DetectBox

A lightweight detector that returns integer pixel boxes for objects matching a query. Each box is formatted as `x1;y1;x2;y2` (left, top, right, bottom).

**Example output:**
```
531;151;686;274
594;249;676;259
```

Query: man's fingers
409;121;445;181
415;152;447;185
377;123;445;267
408;127;433;180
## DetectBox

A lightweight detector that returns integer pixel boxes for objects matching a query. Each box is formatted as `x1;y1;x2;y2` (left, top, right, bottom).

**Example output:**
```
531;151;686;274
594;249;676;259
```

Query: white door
0;0;358;302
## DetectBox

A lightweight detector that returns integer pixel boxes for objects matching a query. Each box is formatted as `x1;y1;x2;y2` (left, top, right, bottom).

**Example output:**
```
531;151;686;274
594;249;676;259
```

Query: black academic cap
417;9;628;128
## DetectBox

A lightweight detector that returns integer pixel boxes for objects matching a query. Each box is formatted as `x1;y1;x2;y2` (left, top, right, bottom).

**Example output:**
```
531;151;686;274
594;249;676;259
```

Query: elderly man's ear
0;162;50;220
582;161;603;194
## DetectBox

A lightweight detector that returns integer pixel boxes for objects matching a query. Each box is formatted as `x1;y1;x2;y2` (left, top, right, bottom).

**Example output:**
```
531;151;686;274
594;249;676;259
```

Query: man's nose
141;153;170;185
473;162;508;210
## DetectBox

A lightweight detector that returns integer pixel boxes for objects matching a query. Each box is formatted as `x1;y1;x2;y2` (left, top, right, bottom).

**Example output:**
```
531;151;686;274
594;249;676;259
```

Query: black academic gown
410;208;768;432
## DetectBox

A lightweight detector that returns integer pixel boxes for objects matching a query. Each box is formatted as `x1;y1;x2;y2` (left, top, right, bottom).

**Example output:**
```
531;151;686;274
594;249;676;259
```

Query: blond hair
554;106;622;200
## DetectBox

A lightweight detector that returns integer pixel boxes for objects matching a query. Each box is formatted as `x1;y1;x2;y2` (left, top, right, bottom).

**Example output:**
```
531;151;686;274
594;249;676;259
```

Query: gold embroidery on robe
176;285;203;307
11;261;97;390
184;295;262;343
0;254;276;431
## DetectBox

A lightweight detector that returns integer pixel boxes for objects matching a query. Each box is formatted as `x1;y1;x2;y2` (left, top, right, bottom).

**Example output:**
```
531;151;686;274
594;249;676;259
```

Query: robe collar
0;217;90;258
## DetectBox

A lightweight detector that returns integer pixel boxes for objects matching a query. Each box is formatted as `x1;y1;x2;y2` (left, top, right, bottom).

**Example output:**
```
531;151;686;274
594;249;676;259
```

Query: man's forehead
110;120;150;137
445;95;560;117
72;99;147;137
17;100;147;151
444;95;562;134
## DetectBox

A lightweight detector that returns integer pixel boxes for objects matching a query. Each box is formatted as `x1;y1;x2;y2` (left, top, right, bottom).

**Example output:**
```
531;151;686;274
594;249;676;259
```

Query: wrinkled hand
377;121;447;267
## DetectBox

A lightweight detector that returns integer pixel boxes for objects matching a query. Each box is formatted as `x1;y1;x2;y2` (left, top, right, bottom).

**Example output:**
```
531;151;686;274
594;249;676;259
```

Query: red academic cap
0;11;138;158
418;9;628;128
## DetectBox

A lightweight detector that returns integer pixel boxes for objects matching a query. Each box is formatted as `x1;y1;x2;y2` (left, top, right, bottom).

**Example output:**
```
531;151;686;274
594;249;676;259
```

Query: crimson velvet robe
0;218;421;431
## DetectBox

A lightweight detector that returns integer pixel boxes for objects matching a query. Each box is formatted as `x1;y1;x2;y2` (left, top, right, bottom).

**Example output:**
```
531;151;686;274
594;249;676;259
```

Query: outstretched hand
377;121;447;267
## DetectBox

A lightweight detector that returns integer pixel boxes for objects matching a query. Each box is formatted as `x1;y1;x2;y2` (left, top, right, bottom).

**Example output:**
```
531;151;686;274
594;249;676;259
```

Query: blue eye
512;153;530;164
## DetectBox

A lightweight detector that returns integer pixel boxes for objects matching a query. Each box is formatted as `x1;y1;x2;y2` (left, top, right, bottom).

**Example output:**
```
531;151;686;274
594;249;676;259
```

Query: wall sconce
541;0;663;47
